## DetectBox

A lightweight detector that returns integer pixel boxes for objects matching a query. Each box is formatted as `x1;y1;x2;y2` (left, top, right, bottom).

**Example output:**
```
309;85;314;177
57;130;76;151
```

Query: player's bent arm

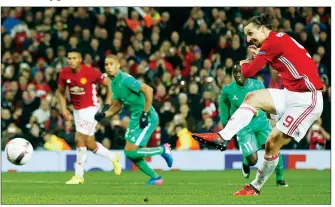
241;56;268;77
105;100;123;118
56;85;67;113
242;42;283;77
140;83;153;113
102;78;112;105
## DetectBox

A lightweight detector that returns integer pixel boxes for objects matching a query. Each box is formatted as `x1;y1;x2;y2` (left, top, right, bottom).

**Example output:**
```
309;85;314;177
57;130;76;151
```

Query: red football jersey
58;64;105;110
242;31;323;92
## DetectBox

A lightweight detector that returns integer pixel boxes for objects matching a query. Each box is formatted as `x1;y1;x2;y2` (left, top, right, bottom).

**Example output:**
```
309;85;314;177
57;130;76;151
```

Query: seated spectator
307;118;330;150
32;99;51;128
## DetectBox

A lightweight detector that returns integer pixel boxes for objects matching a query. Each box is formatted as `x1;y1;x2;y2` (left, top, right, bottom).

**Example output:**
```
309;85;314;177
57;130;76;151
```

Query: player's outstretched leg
275;152;288;187
125;142;173;185
66;133;86;184
217;90;276;142
87;137;122;175
233;128;291;196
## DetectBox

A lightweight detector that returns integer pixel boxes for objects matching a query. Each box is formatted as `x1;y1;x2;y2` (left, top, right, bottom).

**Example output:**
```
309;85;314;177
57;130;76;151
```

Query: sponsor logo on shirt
69;86;85;95
232;95;238;100
66;79;71;84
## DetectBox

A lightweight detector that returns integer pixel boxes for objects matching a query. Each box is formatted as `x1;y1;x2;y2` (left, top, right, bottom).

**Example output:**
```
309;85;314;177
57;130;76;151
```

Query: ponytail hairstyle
245;13;273;30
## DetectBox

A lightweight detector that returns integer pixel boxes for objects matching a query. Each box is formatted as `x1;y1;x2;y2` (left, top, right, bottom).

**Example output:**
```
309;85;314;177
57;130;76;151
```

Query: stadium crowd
1;7;331;151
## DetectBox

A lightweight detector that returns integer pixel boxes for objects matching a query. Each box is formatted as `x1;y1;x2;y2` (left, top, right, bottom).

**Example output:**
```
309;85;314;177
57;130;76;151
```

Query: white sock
218;104;256;140
75;147;87;179
250;153;280;191
93;142;115;161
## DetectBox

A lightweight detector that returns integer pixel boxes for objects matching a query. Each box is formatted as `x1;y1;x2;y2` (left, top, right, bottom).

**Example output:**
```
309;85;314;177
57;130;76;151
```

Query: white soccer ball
5;138;34;165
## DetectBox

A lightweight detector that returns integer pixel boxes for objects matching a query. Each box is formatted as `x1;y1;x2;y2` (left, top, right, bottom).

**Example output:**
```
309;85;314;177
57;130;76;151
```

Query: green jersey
219;79;267;130
111;70;153;115
110;70;159;147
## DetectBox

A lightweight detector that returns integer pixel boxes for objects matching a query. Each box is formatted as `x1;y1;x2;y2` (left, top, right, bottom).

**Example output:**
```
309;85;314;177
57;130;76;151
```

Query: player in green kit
94;55;173;185
219;62;288;186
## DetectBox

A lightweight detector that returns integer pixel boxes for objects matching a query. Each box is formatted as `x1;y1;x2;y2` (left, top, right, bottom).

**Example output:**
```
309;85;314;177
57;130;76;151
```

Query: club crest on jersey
258;50;265;55
233;95;238;100
80;77;87;85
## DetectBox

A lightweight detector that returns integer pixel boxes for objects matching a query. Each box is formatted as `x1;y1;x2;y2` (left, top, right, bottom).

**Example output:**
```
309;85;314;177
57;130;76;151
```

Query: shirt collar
113;70;123;83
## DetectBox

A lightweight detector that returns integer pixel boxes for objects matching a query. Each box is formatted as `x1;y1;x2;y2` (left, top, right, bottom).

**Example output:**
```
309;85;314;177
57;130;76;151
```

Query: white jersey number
277;32;311;58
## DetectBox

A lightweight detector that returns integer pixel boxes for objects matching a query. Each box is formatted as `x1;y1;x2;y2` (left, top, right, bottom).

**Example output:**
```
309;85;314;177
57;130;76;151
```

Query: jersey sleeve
58;70;66;88
219;86;230;126
92;68;105;85
242;41;284;77
122;75;142;93
257;80;266;90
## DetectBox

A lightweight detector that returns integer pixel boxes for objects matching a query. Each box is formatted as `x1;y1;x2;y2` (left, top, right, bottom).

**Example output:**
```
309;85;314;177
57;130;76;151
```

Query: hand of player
94;104;110;122
248;45;260;58
62;109;73;121
239;59;251;67
94;111;106;123
139;112;148;129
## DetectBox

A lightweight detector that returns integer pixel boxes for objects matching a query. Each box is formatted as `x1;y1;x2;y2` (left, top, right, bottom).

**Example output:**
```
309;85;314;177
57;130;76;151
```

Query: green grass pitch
1;170;330;204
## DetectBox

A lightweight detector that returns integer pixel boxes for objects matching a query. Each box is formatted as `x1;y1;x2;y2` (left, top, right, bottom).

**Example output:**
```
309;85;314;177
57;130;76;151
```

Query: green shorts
125;108;159;147
237;120;272;157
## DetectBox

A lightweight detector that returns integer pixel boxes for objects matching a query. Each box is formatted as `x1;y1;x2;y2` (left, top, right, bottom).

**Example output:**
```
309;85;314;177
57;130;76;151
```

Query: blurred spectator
56;121;75;148
105;115;127;149
45;107;64;133
306;118;330;150
32;99;51;128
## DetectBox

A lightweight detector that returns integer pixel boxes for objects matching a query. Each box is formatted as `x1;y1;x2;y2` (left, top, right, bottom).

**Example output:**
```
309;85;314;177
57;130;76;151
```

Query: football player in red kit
192;13;323;195
57;50;122;184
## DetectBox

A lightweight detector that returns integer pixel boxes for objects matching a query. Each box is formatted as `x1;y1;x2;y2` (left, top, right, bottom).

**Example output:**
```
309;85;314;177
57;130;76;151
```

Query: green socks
130;158;159;178
125;147;164;178
124;147;164;159
275;152;284;181
243;157;249;167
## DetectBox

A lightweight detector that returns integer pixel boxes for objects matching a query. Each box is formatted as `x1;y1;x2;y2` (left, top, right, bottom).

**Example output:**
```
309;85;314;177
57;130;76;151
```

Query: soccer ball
5;138;34;165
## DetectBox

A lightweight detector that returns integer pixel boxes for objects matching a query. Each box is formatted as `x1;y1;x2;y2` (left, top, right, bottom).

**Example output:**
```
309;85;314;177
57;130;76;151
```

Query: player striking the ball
192;13;323;195
57;50;122;184
218;62;287;186
94;55;173;185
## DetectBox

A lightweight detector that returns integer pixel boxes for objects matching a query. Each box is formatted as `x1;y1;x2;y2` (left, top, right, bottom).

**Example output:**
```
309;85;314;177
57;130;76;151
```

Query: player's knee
265;132;284;154
75;133;86;147
247;153;258;166
265;137;276;153
124;141;139;151
86;140;97;151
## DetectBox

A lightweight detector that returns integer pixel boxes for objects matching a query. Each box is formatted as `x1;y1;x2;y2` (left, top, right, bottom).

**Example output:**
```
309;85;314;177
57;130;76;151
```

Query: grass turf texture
2;170;330;204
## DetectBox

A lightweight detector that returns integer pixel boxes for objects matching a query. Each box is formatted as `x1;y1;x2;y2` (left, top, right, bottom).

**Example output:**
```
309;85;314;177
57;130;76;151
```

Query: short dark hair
68;49;82;56
245;13;272;30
